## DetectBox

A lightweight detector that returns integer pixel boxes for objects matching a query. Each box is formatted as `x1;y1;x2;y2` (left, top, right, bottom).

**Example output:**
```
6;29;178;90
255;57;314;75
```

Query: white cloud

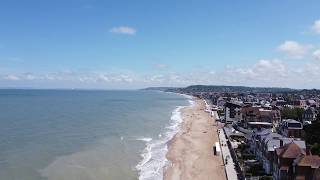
313;49;320;60
153;64;168;69
109;26;136;35
2;59;320;89
24;73;37;80
277;40;311;59
140;60;319;88
312;19;320;34
4;75;20;81
0;71;138;84
219;59;290;87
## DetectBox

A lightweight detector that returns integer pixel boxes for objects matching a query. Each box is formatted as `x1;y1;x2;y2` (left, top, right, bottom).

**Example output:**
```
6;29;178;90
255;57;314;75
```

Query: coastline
164;98;226;180
136;93;193;180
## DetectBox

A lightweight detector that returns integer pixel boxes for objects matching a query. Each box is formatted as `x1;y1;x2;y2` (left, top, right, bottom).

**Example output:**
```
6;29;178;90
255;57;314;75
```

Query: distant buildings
219;94;319;179
177;86;320;179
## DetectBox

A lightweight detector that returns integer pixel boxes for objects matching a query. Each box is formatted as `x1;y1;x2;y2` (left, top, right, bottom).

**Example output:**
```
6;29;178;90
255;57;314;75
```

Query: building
273;142;306;180
224;101;243;123
307;99;317;107
271;99;287;108
272;107;282;129
217;97;227;107
291;100;308;109
293;154;320;180
241;105;280;129
280;119;303;138
303;107;318;124
250;129;306;175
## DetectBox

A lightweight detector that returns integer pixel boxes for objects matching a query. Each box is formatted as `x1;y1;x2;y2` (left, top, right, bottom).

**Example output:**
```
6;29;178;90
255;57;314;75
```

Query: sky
1;0;320;89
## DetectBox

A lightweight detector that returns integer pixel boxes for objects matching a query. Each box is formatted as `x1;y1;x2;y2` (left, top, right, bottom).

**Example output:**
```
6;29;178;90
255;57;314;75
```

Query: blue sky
1;0;320;89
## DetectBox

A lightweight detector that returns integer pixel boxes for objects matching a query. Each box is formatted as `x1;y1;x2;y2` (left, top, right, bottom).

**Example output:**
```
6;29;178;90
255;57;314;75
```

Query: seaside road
164;99;226;180
218;126;238;180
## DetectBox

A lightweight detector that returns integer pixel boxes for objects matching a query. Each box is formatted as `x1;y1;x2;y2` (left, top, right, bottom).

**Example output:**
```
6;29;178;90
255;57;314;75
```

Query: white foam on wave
179;94;193;100
188;99;195;106
136;96;194;180
136;138;153;142
177;93;195;107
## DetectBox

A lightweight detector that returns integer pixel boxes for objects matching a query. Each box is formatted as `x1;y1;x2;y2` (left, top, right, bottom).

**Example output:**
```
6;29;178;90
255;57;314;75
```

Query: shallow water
0;90;189;180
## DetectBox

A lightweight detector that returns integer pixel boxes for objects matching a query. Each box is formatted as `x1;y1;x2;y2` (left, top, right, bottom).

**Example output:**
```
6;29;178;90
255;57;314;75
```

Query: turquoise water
0;90;189;180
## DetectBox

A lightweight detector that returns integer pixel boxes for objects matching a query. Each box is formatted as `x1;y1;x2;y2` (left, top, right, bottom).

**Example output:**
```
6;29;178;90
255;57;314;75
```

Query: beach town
2;1;320;180
163;85;320;180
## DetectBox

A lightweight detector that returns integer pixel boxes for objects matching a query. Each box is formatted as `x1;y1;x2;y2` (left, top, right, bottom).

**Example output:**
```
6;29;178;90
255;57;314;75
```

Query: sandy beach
164;98;226;180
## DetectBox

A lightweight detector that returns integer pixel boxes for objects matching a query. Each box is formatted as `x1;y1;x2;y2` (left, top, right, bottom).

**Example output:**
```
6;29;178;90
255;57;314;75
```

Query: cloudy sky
1;0;320;89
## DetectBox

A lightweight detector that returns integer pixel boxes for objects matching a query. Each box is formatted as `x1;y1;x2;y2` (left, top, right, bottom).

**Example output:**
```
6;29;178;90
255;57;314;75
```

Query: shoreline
163;98;226;180
136;93;193;180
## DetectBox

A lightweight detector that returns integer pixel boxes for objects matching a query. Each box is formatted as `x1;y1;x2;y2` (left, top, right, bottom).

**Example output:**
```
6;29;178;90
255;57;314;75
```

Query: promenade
217;124;238;180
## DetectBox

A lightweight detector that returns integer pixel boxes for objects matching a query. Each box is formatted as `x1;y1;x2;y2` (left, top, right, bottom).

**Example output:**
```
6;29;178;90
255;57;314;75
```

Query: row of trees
281;107;305;121
281;107;320;155
304;120;320;156
304;114;320;155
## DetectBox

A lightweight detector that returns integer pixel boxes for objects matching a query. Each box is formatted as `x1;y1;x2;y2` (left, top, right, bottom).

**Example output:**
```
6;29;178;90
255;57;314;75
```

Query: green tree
311;143;320;156
281;107;305;121
304;122;320;156
296;108;305;121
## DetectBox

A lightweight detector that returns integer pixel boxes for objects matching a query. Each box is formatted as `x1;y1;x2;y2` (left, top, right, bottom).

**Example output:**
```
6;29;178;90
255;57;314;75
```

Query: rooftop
276;142;305;159
294;155;320;168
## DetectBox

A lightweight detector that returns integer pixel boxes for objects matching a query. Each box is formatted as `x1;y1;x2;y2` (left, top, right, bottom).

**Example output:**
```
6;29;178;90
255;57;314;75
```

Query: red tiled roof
294;155;320;168
276;142;305;158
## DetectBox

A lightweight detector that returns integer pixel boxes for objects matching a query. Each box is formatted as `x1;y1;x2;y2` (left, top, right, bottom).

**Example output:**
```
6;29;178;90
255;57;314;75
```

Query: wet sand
164;99;226;180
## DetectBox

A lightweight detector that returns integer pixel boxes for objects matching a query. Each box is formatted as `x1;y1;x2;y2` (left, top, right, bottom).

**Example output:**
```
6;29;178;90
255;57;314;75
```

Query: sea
0;89;192;180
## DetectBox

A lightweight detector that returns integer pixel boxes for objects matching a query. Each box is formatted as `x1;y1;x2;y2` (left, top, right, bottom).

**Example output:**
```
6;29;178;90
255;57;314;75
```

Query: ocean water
0;90;191;180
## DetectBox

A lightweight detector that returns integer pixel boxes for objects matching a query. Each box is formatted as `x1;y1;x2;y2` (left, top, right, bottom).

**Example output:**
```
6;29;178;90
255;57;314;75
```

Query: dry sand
164;99;226;180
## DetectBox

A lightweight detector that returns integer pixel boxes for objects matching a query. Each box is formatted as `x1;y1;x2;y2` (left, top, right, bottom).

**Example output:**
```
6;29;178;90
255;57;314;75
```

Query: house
250;128;272;158
292;100;308;109
272;107;282;129
217;97;227;108
260;133;283;174
241;105;280;129
252;130;306;175
280;119;303;138
271;99;287;108
293;154;320;180
307;99;317;107
315;98;320;108
302;107;318;124
241;106;260;126
273;142;306;180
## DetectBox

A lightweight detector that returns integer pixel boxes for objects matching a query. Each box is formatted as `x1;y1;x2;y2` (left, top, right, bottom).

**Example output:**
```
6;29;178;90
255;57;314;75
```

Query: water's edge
136;93;194;180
